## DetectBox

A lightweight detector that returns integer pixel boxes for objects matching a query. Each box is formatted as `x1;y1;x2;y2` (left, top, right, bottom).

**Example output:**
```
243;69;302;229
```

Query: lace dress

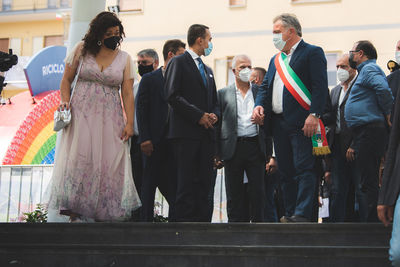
45;43;141;221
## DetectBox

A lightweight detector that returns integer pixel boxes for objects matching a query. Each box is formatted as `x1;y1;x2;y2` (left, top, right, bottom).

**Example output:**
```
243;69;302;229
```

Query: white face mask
238;67;252;83
395;51;400;65
273;33;287;51
337;68;350;83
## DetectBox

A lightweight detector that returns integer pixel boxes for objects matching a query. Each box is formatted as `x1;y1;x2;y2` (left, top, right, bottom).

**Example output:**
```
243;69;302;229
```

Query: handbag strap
69;57;83;104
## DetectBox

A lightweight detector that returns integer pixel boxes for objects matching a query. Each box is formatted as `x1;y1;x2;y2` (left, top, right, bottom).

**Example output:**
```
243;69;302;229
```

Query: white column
67;0;106;52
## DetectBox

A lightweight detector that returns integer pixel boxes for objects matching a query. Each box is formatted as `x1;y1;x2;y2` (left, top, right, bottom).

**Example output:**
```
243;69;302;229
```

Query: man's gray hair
232;54;251;69
137;48;159;62
273;13;302;37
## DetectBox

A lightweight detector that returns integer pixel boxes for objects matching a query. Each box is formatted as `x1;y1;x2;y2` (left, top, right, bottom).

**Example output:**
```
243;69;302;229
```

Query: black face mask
138;64;154;76
103;36;121;50
349;52;358;69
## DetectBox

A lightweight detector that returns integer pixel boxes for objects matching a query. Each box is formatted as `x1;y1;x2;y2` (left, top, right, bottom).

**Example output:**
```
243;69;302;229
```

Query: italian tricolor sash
274;52;330;156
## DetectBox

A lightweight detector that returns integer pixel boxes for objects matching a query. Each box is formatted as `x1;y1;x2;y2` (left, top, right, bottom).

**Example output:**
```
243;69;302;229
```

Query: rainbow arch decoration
2;91;60;165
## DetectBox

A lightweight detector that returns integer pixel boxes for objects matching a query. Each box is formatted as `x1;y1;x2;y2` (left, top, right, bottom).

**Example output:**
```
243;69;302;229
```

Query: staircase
0;222;392;267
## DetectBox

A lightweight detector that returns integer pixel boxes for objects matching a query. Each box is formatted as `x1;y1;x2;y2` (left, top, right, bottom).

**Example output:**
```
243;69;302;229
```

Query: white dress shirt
236;83;258;137
336;75;357;133
133;82;139;135
272;40;302;114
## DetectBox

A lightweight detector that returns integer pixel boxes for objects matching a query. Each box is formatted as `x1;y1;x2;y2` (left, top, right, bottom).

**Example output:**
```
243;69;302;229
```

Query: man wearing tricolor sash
252;13;329;222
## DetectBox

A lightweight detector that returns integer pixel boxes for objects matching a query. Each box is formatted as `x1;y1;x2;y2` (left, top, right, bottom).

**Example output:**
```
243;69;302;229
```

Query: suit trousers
329;133;366;222
130;135;143;220
272;114;316;220
351;122;388;222
172;138;215;222
141;139;177;222
224;138;265;222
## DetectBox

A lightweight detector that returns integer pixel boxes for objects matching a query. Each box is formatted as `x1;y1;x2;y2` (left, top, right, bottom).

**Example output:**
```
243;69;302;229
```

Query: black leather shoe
286;215;310;223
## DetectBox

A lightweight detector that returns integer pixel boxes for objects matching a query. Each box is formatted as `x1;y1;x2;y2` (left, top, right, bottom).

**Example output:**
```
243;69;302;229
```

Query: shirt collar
234;81;253;95
188;48;200;61
284;39;302;56
357;59;376;72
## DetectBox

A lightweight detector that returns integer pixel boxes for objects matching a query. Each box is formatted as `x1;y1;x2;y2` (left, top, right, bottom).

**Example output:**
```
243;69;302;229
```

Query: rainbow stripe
2;91;60;165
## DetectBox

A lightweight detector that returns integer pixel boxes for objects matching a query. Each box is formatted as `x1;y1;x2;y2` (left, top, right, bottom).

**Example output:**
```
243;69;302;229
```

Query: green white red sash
274;52;330;156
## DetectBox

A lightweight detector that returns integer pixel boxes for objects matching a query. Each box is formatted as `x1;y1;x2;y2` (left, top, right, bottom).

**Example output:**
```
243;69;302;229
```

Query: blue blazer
165;51;220;140
255;40;329;128
136;68;169;145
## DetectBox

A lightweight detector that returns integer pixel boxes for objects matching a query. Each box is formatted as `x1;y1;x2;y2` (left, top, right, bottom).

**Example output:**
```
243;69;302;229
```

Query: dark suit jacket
136;68;168;145
379;87;400;206
387;69;400;123
164;51;220;140
323;83;354;154
255;40;328;128
217;83;268;161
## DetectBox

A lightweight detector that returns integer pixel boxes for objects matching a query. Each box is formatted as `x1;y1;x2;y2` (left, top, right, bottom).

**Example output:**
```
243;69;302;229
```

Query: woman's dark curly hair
82;11;125;56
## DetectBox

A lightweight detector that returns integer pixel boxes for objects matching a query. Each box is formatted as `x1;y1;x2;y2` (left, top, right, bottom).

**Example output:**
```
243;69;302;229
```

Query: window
2;0;12;11
325;52;339;87
60;0;71;8
229;0;246;7
119;0;143;12
44;35;64;47
0;39;9;53
48;0;58;8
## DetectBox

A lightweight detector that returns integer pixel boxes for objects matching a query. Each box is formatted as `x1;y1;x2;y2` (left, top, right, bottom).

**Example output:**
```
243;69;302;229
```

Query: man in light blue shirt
345;40;393;222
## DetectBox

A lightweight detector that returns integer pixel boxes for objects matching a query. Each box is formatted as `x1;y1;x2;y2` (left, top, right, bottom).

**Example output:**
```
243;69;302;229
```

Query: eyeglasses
349;50;360;54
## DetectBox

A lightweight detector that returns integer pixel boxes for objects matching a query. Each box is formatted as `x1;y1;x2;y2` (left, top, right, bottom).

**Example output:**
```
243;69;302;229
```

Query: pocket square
209;74;213;78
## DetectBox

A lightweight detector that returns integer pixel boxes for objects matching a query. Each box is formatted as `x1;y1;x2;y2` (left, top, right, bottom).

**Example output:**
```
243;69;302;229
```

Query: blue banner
24;46;67;96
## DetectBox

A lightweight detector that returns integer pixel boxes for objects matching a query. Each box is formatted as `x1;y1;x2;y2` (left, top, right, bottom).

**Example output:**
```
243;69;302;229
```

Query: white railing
0;165;227;222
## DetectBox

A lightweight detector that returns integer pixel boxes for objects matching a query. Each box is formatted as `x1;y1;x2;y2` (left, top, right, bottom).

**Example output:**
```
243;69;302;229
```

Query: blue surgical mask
204;42;213;57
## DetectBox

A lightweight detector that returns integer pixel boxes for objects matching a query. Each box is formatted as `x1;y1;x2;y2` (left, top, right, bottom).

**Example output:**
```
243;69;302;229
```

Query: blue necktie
196;57;207;87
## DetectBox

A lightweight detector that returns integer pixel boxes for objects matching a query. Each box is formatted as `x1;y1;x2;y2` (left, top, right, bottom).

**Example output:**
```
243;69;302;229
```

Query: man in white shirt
217;55;269;222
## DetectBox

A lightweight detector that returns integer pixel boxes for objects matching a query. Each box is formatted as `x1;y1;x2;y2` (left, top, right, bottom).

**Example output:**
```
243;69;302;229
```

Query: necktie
196;57;207;87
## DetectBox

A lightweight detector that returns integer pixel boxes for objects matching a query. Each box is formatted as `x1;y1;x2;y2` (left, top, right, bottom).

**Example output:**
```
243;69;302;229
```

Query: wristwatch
310;113;321;119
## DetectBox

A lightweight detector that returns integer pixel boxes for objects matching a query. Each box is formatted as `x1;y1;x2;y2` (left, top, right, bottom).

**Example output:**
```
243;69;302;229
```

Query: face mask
395;51;400;65
349;52;358;69
138;64;154;77
204;42;213;57
273;33;287;51
103;36;120;50
337;68;350;83
238;67;252;83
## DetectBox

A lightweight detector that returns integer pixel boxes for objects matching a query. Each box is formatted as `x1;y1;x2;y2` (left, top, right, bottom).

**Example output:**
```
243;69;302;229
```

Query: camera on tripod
0;49;18;72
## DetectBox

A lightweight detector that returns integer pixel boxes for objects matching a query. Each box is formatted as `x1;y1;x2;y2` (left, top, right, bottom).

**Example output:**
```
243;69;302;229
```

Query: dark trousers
224;138;265;222
264;171;281;222
130;135;143;220
272;115;316;220
329;133;365;222
141;139;177;222
173;138;215;222
351;122;388;222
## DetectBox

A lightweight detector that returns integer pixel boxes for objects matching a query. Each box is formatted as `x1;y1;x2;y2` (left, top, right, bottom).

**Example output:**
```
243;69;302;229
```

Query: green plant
23;204;48;223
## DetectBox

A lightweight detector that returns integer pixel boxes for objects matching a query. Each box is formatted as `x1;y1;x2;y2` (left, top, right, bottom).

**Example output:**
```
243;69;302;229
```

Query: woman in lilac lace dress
45;12;141;222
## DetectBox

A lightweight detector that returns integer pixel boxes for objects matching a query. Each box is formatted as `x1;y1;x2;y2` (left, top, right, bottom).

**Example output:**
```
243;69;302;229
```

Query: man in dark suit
322;54;362;222
136;40;186;222
217;55;270;222
252;13;329;222
387;40;400;123
164;24;220;222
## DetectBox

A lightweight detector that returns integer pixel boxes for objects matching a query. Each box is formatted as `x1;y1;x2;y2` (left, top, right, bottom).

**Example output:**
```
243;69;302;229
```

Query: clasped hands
199;113;218;129
251;106;319;137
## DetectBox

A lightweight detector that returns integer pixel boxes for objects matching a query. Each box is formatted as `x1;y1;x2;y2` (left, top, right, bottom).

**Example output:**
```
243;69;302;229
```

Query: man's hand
266;157;277;174
140;140;154;156
346;147;355;162
386;114;392;128
199;113;213;129
377;205;394;227
251;106;265;125
209;113;218;125
302;114;319;137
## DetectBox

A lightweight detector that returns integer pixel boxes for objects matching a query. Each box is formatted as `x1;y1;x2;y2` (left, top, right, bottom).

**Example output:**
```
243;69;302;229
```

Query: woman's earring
97;41;102;46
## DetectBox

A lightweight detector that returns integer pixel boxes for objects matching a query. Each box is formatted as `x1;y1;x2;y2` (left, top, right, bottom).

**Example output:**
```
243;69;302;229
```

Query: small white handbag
53;59;83;132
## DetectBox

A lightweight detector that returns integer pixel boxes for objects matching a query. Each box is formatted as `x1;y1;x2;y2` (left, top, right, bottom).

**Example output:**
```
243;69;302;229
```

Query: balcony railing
1;0;71;12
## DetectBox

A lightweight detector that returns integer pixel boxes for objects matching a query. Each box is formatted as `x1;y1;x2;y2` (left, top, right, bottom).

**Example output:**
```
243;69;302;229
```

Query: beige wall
113;0;400;87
